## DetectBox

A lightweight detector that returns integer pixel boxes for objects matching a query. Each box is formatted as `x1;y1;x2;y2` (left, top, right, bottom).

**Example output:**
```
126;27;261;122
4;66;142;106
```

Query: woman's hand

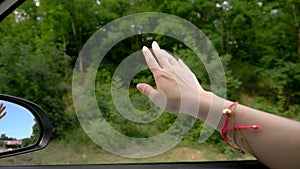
0;103;6;119
137;41;210;116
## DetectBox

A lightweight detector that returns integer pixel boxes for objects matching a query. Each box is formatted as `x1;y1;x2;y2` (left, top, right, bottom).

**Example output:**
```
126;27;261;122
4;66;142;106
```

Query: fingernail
143;46;149;51
136;84;143;92
152;41;158;46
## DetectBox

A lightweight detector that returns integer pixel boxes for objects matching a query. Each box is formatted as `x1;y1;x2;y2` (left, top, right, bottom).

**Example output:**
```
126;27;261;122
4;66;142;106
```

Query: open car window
0;0;299;167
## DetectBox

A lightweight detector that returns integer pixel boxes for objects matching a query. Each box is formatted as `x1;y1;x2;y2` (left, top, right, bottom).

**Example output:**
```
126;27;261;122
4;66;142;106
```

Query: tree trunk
63;35;69;78
71;16;83;72
292;4;300;60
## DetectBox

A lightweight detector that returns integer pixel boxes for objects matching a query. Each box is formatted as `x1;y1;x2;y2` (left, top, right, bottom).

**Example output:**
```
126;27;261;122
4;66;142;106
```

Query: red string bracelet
221;102;261;155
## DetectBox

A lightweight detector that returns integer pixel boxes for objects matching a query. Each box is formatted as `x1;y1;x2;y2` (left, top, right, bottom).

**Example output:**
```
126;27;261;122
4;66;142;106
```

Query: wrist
196;91;233;131
188;91;213;120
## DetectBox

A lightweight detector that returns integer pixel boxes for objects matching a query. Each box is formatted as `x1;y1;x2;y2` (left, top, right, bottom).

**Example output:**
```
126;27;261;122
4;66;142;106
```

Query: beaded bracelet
221;102;261;155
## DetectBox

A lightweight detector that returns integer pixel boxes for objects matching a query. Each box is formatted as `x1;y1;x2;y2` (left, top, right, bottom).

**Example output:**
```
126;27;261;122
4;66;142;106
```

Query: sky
0;100;36;140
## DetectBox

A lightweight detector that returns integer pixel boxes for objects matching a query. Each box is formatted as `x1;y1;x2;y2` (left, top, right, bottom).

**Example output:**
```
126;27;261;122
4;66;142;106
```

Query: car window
0;0;299;166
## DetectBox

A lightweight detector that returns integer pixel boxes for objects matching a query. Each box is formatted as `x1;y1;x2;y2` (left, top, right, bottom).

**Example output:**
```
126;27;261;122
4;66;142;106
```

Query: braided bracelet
221;102;261;155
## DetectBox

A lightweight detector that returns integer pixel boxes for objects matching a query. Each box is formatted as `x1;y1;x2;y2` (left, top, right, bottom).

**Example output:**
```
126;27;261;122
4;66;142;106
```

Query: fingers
0;103;6;119
136;83;159;97
161;49;179;66
178;59;190;70
0;112;6;119
143;41;180;69
151;41;171;68
142;46;161;72
178;59;198;80
137;83;166;110
0;103;5;113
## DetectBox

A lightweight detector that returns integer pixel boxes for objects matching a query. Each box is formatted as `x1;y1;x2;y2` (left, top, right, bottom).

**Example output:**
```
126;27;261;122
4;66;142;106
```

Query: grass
0;125;255;165
0;138;254;166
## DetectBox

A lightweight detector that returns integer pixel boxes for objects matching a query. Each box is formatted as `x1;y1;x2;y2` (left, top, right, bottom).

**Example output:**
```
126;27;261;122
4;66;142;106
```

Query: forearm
231;103;300;169
139;42;300;169
193;92;300;169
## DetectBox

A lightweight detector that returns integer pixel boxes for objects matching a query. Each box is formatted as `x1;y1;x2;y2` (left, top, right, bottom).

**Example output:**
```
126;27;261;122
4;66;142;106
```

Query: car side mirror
0;94;52;158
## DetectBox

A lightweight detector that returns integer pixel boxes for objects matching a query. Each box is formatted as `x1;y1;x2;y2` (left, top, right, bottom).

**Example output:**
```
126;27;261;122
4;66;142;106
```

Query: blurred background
0;0;299;165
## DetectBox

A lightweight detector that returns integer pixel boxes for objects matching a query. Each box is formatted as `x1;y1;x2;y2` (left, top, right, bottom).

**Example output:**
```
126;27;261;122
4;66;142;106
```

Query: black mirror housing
0;94;52;158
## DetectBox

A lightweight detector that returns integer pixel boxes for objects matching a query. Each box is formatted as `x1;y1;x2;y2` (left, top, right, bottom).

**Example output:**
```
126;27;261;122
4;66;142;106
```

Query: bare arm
204;92;300;169
137;41;300;169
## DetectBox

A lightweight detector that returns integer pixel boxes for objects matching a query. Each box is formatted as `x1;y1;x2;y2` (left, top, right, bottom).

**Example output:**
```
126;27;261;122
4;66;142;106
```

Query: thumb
136;83;156;97
137;83;166;110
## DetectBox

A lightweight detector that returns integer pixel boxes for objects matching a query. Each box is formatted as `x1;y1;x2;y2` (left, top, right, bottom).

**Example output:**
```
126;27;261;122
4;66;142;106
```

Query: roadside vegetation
0;0;299;165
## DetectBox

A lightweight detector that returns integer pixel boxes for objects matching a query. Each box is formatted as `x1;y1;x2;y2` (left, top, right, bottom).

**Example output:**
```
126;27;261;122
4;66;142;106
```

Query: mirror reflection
0;100;39;153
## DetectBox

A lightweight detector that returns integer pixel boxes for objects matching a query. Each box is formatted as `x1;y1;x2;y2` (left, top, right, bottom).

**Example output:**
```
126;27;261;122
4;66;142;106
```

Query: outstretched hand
0;103;6;119
137;41;209;116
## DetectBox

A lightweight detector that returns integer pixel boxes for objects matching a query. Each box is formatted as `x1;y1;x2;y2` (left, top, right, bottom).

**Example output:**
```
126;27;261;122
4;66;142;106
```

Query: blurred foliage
0;0;299;155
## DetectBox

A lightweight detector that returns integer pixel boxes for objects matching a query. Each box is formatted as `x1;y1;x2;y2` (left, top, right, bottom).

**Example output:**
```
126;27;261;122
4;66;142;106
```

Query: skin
137;41;300;169
0;103;6;119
